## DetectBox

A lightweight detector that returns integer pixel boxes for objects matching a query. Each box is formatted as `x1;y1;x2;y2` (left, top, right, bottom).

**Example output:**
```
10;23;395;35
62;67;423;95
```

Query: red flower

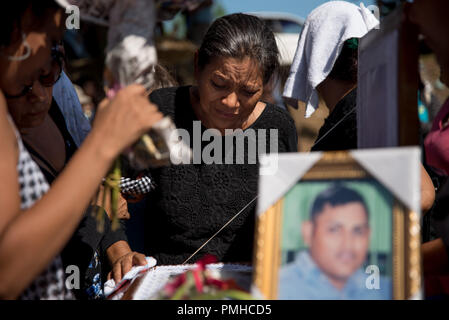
196;254;218;270
193;269;203;293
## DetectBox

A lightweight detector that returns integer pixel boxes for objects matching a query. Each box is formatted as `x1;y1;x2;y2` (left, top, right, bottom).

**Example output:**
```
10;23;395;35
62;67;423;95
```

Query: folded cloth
282;1;379;117
104;256;157;300
120;176;153;195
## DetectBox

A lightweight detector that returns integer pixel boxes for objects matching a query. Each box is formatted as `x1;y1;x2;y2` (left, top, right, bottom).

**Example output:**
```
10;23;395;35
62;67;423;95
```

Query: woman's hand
91;84;163;161
106;240;147;283
94;185;130;220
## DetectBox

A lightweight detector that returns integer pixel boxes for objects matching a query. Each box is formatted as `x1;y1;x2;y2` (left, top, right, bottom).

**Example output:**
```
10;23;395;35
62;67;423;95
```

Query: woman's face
194;56;264;131
0;8;64;128
6;85;54;129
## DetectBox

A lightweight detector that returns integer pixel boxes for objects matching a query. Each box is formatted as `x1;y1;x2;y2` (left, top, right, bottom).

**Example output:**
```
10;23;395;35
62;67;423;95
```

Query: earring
7;32;31;61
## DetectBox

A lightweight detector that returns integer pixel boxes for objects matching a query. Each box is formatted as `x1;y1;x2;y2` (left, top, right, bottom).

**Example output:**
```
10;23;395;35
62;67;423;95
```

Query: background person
282;1;435;214
11;65;148;299
408;0;449;297
74;84;95;122
282;1;378;151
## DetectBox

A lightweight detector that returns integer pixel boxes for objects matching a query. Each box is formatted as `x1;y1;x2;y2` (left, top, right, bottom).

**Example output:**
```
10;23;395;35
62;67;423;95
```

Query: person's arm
422;238;449;276
96;213;146;283
0;85;162;299
421;164;436;213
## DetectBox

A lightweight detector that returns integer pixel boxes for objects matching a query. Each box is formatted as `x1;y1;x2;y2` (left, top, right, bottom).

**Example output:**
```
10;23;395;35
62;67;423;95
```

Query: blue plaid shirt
53;71;91;148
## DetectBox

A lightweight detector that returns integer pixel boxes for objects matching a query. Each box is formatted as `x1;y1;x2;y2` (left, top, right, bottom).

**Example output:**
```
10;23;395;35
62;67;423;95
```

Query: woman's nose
28;81;50;104
222;91;240;108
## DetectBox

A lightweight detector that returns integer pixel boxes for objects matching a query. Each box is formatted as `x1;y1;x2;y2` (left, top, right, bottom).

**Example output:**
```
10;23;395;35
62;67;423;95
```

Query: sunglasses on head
4;42;65;99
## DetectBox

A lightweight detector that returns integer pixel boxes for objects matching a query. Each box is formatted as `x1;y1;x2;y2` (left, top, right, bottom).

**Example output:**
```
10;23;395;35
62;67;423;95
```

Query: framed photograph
252;148;422;300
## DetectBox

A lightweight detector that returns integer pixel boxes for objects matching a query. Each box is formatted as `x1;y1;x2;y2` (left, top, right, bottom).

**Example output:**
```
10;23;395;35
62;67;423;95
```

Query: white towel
283;1;379;118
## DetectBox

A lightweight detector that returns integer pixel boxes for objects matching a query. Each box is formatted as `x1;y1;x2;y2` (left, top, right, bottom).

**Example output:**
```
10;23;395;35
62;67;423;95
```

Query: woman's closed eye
211;80;226;89
39;70;55;85
242;89;258;96
17;84;33;96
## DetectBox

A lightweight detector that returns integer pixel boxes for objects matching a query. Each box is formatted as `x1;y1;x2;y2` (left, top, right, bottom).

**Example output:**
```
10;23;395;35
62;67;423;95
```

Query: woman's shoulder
254;103;298;152
0;90;19;145
256;102;296;130
149;86;191;117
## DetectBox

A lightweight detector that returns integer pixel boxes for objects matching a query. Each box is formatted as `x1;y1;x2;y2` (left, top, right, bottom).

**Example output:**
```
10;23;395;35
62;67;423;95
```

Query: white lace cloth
132;263;253;300
104;256;157;299
104;259;252;300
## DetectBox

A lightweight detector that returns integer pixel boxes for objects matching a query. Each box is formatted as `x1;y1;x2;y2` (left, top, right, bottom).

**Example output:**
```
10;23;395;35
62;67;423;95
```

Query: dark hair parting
197;13;280;85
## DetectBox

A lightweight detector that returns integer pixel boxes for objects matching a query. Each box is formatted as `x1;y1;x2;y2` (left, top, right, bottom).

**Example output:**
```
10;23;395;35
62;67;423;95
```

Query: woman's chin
21;115;46;129
212;120;239;132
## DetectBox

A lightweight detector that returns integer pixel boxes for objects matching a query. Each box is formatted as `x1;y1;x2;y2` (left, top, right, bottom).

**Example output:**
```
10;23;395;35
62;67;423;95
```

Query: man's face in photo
303;201;370;288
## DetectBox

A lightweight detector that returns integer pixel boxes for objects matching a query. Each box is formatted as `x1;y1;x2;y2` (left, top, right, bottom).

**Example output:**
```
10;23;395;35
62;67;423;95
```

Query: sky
220;0;376;19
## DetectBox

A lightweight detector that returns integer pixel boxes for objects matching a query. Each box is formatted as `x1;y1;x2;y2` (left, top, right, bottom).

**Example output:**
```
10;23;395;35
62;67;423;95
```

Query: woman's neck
316;78;356;114
20;114;67;174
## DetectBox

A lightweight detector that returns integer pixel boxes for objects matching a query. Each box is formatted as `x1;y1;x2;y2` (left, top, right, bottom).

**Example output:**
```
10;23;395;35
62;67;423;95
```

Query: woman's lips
215;108;237;119
28;110;47;117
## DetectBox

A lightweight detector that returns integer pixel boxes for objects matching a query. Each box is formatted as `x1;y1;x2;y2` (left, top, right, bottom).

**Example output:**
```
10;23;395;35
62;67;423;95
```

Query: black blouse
311;88;357;152
144;86;298;265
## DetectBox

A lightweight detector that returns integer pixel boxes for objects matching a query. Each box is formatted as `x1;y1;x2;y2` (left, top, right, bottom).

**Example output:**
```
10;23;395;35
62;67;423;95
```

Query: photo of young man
279;184;392;299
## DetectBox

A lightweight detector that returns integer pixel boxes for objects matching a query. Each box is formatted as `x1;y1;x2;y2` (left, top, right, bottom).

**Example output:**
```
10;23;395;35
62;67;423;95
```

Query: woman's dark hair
197;13;280;85
150;64;178;92
0;0;61;47
328;38;359;84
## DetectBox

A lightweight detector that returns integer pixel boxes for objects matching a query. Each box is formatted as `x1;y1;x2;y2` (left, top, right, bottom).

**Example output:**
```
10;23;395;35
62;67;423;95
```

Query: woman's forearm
421;164;436;213
0;130;115;298
422;238;449;276
107;240;132;266
0;85;162;298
